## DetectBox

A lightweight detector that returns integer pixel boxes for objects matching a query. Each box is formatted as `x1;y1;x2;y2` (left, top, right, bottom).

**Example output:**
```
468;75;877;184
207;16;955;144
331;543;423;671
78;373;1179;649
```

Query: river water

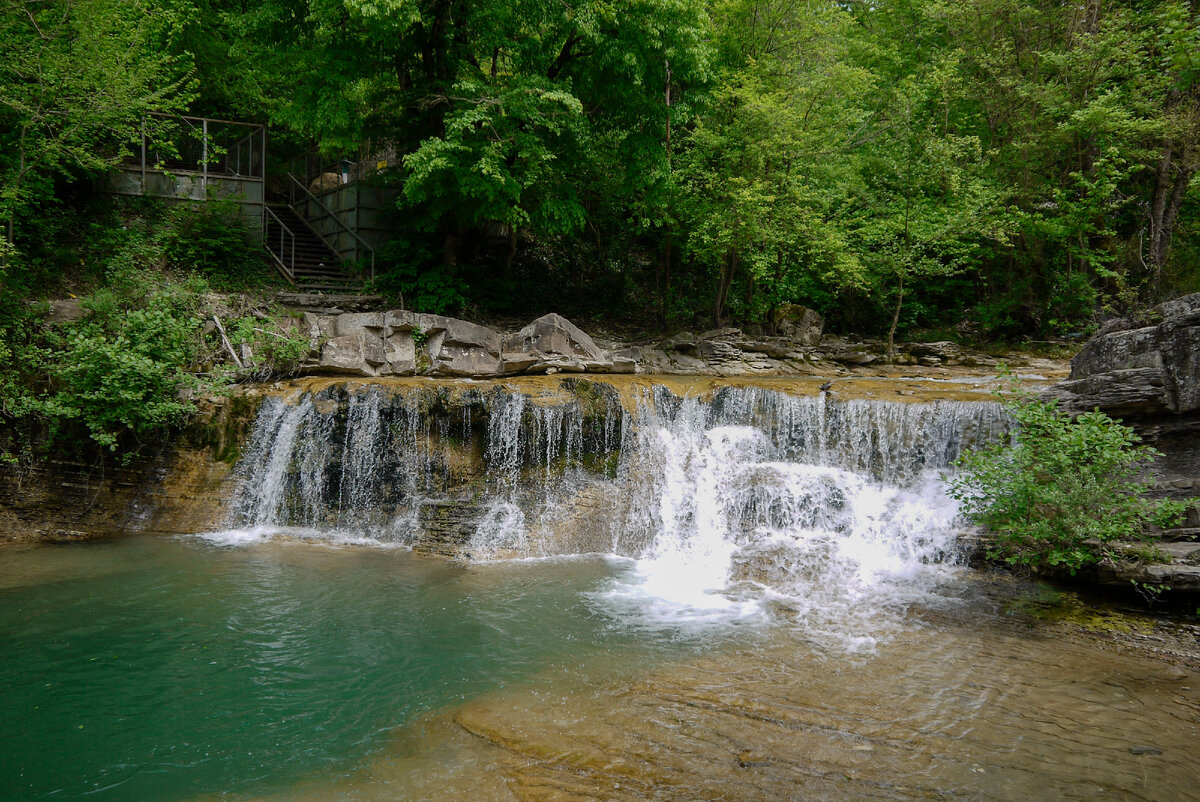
1;381;1197;799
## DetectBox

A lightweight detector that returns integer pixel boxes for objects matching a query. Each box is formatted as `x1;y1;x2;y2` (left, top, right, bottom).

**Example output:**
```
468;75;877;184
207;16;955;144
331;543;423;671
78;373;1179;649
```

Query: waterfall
221;379;1008;641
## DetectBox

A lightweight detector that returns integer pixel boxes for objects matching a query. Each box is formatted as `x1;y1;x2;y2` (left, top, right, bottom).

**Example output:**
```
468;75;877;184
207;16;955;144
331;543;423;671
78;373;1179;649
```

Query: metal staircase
263;204;361;293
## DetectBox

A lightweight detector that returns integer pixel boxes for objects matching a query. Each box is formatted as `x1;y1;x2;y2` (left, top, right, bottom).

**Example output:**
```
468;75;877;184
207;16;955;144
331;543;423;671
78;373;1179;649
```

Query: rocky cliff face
1046;293;1200;498
1042;294;1200;591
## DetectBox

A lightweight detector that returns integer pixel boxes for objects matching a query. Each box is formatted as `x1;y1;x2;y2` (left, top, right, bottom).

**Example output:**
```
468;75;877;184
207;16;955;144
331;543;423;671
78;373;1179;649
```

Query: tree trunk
1149;143;1196;300
887;272;905;362
712;251;737;328
768;249;784;334
503;226;517;277
660;235;671;331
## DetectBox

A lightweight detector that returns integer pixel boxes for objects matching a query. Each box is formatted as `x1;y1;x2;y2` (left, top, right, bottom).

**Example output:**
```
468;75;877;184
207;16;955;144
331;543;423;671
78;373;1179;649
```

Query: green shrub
224;310;312;381
948;376;1185;573
41;269;212;454
161;197;263;287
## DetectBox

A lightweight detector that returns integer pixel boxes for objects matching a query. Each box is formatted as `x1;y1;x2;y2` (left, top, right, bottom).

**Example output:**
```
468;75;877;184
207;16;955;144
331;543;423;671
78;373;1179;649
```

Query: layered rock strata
1042;293;1200;593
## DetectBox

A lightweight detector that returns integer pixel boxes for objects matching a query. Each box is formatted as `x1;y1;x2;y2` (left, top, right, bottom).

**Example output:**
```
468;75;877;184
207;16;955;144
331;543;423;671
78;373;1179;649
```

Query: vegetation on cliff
0;200;309;459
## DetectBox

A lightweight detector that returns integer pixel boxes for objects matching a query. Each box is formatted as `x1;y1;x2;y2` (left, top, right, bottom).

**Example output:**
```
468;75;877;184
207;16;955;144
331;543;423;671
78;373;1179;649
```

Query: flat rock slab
1156;542;1200;562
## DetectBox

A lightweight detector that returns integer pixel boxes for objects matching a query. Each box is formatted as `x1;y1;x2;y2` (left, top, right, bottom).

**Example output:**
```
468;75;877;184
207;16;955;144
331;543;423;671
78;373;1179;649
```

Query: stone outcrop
298;310;640;378
1040;293;1200;595
1043;293;1200;495
1047;293;1200;416
502;312;617;374
302;310;586;378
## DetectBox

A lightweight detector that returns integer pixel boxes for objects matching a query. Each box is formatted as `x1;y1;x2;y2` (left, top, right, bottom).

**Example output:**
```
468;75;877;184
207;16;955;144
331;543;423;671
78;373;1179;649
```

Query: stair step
264;204;359;290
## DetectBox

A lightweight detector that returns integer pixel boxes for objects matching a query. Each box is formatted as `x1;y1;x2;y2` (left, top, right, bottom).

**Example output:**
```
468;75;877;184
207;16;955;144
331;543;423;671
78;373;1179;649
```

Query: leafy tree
679;0;873;327
0;0;193;247
851;59;1008;355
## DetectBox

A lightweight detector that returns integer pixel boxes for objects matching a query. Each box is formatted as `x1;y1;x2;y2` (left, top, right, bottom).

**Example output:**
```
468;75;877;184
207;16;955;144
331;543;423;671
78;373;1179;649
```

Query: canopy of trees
3;0;1199;337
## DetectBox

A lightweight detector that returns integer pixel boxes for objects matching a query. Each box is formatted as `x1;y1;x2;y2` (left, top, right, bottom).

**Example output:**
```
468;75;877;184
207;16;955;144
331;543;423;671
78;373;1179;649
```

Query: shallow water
0;537;688;800
1;535;1197;801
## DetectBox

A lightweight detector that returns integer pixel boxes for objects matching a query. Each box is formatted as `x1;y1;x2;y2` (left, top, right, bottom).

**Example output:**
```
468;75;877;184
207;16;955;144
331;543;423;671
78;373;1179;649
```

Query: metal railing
262;206;296;284
290;144;397;191
285;172;376;281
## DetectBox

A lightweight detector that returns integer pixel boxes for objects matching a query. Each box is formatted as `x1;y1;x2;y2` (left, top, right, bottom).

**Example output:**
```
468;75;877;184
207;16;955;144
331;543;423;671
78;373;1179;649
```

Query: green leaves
402;78;588;235
0;0;194;235
949;376;1185;574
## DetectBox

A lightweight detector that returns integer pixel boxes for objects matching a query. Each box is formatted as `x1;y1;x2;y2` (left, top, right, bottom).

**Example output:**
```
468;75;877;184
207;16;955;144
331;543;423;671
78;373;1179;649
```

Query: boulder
775;304;824;346
907;341;963;362
303;311;337;343
46;299;87;325
501;352;541;375
698;327;742;341
1044;292;1200;513
335;312;385;338
292;309;637;378
418;314;503;377
318;334;376;376
1046;294;1200;416
608;347;642;375
308;172;341;195
361;335;388;368
503;313;613;373
505;313;607;362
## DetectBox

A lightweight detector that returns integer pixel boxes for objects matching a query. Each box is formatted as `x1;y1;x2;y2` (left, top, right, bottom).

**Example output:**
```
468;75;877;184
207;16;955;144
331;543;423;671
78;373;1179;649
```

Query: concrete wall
295;182;402;267
106;168;265;230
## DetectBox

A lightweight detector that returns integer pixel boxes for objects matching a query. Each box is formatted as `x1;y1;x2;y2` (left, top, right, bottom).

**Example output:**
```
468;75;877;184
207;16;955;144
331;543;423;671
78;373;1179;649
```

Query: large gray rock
419;314;503;377
1048;293;1200;416
295;309;636;378
506;313;606;360
318;334;377;376
303;311;337;343
775;304;824;346
335;312;385;338
46;299;88;324
1045;292;1200;518
503;313;613;372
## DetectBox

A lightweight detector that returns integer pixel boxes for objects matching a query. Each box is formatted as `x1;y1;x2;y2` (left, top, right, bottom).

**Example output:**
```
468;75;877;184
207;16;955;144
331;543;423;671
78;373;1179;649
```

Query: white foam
186;526;410;550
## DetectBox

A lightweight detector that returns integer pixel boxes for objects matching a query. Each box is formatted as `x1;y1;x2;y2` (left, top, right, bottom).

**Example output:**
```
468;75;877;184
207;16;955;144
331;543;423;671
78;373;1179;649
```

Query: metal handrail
262;206;296;284
285;172;376;281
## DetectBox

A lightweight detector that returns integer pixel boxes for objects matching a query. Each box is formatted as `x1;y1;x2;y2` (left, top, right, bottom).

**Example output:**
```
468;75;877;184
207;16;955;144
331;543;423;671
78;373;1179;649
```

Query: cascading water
222;379;1009;646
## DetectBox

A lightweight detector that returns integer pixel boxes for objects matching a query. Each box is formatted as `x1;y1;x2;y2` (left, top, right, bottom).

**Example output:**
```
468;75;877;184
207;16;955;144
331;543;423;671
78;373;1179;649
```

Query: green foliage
374;239;470;314
949;376;1185;574
40;268;209;454
223;311;311;382
0;0;194;241
4;0;1200;334
162;199;264;287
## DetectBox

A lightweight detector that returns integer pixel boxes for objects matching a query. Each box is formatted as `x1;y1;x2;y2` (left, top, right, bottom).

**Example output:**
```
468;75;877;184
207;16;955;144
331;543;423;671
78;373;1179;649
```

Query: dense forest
3;0;1198;334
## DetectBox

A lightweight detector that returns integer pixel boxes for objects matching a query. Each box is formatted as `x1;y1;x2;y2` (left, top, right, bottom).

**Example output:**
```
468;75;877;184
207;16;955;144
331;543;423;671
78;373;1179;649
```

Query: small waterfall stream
222;379;1009;643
